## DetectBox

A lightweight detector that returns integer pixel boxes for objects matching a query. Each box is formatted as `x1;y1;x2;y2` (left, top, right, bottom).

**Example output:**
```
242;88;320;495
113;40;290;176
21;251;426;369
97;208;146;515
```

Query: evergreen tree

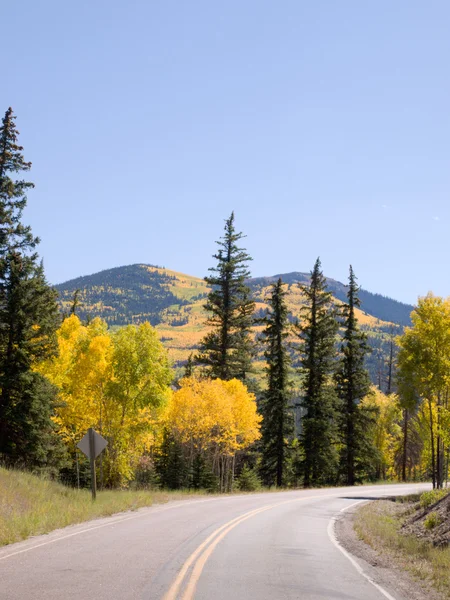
70;288;81;316
183;353;194;378
296;258;338;487
196;212;255;381
334;266;374;485
0;107;64;469
259;278;293;487
154;429;187;489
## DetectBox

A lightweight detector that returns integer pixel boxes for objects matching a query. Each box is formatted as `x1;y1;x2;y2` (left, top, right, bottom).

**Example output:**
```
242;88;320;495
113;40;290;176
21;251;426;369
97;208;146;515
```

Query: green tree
259;278;293;487
296;258;338;487
334;266;375;485
0;107;64;469
183;353;194;378
196;212;255;381
154;428;187;489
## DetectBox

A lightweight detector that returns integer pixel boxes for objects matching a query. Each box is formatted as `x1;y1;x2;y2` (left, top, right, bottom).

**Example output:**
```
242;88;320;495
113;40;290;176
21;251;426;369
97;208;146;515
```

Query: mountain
249;273;413;327
55;263;414;386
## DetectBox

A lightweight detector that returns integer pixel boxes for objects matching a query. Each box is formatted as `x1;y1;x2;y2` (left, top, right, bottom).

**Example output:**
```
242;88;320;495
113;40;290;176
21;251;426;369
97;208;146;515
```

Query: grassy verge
0;467;205;547
354;497;450;596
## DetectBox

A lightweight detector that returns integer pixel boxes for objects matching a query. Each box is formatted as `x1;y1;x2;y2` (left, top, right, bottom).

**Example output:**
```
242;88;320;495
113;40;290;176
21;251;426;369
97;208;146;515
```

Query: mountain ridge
56;263;414;327
55;263;412;385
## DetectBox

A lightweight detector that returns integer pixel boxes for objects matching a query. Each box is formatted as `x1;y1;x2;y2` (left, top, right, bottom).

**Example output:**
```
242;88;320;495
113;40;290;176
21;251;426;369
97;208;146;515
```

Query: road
0;483;429;600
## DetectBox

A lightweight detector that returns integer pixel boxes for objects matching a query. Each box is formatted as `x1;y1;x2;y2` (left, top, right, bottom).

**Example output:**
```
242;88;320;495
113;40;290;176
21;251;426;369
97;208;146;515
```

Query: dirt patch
335;501;444;600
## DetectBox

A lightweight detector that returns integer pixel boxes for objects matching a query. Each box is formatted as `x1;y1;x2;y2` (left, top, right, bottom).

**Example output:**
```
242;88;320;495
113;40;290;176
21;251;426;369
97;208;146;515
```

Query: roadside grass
354;499;450;596
0;467;205;547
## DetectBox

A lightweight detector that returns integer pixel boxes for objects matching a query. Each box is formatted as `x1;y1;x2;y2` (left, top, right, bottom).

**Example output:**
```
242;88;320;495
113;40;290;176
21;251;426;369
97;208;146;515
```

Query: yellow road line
181;504;277;600
163;490;401;600
162;504;276;600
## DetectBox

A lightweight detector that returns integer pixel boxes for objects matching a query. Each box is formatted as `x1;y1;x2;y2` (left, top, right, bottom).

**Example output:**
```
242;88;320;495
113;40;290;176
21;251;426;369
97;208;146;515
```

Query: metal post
88;427;97;501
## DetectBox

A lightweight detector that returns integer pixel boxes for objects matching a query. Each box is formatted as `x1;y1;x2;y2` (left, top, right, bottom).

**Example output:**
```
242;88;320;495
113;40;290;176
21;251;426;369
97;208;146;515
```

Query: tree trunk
230;454;236;492
387;338;394;395
402;409;408;482
347;404;355;486
428;399;436;489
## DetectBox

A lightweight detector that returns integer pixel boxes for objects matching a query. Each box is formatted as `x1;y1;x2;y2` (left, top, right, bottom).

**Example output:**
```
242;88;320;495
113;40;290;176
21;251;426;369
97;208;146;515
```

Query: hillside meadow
57;264;401;382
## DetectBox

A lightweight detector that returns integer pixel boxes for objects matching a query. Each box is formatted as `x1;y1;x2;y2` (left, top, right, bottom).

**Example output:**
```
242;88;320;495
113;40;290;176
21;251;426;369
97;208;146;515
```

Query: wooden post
76;452;80;490
88;428;97;501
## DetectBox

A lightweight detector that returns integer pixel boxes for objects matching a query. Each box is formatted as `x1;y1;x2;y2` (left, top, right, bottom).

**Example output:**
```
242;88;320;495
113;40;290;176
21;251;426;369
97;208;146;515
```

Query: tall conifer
259;278;293;487
297;258;338;487
334;266;373;485
196;213;255;381
0;108;64;469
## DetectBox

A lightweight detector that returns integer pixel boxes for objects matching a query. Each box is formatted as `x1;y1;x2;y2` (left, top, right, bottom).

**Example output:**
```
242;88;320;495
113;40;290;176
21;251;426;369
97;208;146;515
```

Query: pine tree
386;328;397;395
196;212;255;381
0;108;64;469
259;278;293;487
296;258;338;487
334;266;374;485
183;353;194;378
154;429;187;489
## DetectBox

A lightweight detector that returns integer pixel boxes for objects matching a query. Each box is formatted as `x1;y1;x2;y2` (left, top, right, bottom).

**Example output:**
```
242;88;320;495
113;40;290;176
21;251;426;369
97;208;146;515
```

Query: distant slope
249;272;414;327
55;264;193;326
55;263;413;386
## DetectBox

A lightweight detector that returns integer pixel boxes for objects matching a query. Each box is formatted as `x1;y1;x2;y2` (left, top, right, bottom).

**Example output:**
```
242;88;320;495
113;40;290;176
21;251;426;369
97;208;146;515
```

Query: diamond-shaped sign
77;428;108;459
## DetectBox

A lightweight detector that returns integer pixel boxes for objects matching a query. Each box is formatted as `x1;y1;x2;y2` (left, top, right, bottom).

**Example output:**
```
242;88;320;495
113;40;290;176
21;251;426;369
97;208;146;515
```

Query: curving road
0;483;429;600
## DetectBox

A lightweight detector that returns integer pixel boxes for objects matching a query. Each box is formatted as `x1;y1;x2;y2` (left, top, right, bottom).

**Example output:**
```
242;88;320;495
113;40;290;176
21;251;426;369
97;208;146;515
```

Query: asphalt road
0;483;430;600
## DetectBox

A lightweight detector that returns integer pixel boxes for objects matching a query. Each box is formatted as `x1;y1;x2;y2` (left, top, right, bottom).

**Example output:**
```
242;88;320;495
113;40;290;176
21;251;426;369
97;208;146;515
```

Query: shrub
420;489;448;509
424;512;441;530
236;465;262;492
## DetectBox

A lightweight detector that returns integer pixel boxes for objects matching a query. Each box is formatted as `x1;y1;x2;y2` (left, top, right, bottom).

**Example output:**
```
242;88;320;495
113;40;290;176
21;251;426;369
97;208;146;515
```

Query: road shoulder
335;502;443;600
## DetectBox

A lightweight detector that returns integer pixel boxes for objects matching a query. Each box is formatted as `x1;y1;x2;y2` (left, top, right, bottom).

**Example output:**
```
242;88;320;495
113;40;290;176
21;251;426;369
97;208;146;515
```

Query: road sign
77;428;108;500
77;428;108;459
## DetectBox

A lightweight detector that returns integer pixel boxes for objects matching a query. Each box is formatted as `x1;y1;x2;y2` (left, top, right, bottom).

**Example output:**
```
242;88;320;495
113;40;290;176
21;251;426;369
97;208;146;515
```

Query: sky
3;1;450;304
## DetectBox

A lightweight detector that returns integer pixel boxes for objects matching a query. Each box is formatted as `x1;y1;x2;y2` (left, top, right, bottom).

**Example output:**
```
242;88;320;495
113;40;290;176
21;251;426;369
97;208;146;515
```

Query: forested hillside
55;265;193;326
250;273;413;326
55;263;411;385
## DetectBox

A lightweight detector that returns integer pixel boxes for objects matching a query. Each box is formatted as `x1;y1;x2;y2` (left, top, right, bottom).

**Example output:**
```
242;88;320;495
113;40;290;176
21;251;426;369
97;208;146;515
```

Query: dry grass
354;498;450;596
0;467;204;547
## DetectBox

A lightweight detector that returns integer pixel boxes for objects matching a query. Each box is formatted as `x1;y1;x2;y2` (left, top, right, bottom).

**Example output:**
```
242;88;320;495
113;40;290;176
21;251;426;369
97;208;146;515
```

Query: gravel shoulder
335;501;444;600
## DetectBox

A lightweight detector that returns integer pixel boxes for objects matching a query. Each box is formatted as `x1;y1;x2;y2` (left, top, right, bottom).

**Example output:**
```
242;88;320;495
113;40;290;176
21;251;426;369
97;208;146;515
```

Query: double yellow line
162;502;278;600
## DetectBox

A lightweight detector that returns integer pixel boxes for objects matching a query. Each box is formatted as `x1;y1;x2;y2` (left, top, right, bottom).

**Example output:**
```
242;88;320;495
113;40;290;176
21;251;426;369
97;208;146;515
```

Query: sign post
77;428;108;501
88;428;97;500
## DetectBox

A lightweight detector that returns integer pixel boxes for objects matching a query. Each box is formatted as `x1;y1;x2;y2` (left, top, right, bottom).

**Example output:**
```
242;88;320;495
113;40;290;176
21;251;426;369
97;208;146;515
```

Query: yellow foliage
38;316;173;486
165;377;261;456
397;294;450;485
363;388;401;478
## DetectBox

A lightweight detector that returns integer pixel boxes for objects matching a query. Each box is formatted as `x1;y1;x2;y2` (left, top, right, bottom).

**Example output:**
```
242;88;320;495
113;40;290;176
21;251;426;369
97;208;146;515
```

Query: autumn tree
39;317;172;486
393;374;423;482
363;388;400;480
0;108;64;469
397;294;450;488
196;213;256;382
335;266;375;485
36;315;113;486
259;278;293;487
165;377;261;491
296;258;338;487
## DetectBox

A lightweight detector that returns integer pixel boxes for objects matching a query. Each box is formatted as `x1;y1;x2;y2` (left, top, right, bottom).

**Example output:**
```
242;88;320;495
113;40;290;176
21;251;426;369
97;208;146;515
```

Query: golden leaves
166;377;261;455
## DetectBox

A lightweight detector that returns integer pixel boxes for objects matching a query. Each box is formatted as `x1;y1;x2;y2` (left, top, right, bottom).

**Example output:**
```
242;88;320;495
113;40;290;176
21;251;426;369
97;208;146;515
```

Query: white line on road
327;501;397;600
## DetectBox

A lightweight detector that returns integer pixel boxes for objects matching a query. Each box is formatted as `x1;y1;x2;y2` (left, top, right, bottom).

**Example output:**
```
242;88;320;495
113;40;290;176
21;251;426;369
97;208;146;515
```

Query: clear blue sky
3;1;449;304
